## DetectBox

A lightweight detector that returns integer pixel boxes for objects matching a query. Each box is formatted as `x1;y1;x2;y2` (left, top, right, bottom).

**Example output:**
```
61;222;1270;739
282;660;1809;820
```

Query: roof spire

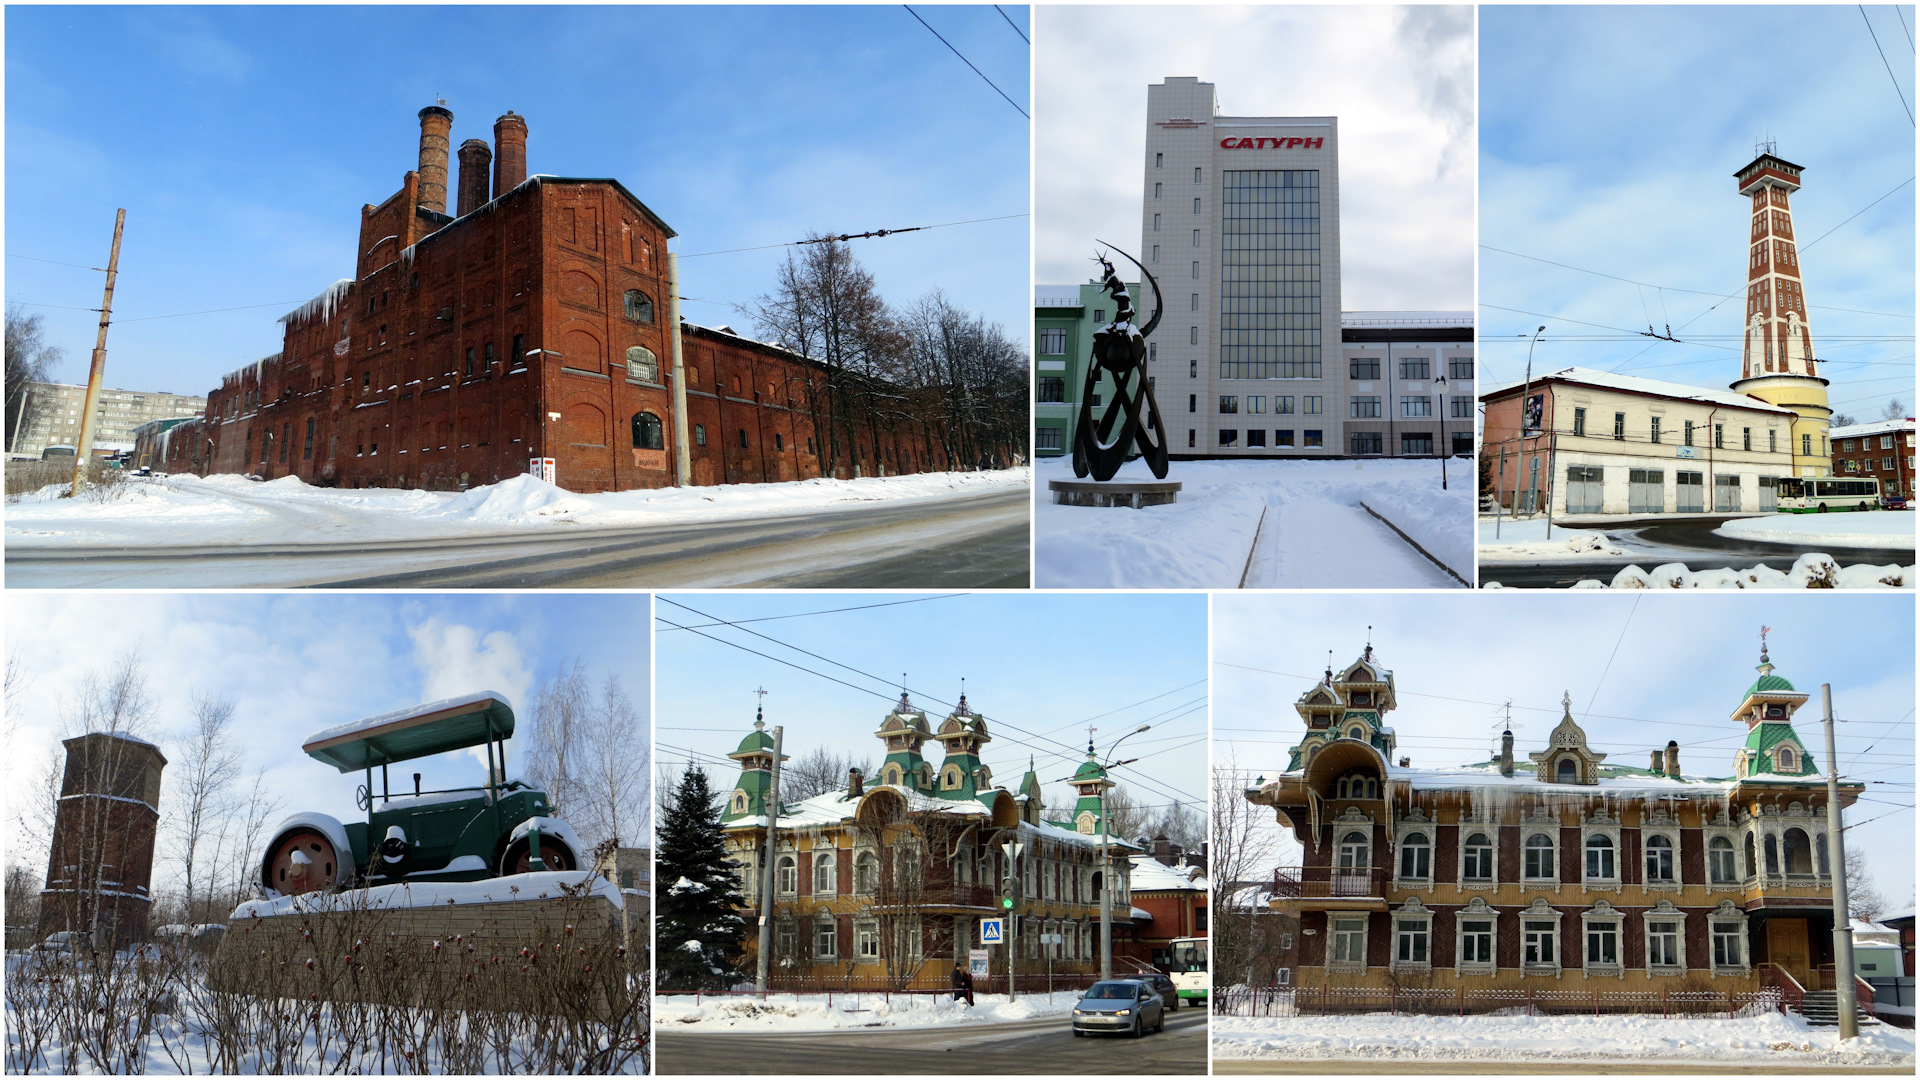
1561;689;1573;717
958;676;968;714
897;672;911;712
1363;626;1373;663
753;686;768;729
1758;626;1774;676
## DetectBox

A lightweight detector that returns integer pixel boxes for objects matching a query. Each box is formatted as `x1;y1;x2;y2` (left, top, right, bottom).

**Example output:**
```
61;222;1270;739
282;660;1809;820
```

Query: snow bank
1585;553;1911;589
1211;1011;1916;1067
1478;517;1627;560
230;869;620;919
1715;511;1916;549
1034;456;1470;588
5;468;1030;548
656;990;1080;1032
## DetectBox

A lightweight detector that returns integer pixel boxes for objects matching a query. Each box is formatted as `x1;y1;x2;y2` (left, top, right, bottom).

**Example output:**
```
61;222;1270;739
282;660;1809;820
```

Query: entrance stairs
1799;990;1881;1027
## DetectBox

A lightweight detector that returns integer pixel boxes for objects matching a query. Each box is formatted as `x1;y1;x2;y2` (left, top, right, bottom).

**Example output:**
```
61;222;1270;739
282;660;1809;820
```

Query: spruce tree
655;764;749;990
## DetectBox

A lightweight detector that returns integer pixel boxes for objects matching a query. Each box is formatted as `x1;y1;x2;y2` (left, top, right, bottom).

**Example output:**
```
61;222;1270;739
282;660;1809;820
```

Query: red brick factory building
148;105;1012;492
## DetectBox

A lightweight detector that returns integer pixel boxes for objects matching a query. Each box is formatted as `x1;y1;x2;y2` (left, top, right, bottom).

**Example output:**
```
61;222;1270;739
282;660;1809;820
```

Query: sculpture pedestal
1048;478;1182;508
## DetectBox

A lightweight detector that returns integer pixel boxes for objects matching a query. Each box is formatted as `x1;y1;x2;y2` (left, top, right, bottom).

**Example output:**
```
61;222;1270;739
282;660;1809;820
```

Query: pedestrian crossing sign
979;917;1004;945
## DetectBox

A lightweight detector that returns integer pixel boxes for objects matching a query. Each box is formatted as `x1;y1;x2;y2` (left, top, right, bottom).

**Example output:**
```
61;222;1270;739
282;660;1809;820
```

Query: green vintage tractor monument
259;691;582;898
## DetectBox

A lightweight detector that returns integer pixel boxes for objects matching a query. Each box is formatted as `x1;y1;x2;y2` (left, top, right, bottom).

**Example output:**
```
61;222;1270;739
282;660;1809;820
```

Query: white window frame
1522;909;1561;974
1642;829;1681;888
813;850;836;895
1455;898;1498;972
1582;822;1622;885
1459;828;1497;887
814;915;837;960
1707;834;1739;885
1395;828;1432;885
855;917;881;959
1328;912;1369;972
1522;829;1558;884
777;854;798;895
1710;901;1749;973
1645;900;1686;975
1391;907;1433;972
1580;900;1624;976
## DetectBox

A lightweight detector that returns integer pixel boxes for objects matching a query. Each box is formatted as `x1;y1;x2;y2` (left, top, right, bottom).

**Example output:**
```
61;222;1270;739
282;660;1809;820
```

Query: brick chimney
1651;749;1664;773
1499;729;1514;777
492;111;528;199
456;138;492;217
847;766;864;799
1665;740;1681;779
416;105;453;216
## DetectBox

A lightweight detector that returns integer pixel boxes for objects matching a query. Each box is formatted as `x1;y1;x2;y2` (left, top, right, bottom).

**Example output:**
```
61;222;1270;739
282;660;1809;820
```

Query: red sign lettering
1218;136;1325;150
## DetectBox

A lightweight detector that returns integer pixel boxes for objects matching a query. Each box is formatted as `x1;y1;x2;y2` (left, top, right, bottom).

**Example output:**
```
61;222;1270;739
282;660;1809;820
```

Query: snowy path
1244;487;1458;588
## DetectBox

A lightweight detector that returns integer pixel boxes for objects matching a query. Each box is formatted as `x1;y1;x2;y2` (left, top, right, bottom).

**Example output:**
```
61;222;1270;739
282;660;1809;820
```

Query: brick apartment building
38;732;166;947
1828;418;1914;499
153;105;1000;492
10;382;205;460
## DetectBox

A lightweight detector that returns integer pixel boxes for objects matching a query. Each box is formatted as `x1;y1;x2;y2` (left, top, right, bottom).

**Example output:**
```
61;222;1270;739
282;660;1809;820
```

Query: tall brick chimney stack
493;111;528;199
416;104;454;216
456;138;493;217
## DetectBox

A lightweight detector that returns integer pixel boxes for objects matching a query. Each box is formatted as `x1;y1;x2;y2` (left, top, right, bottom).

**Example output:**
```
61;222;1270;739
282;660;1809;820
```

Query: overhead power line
1861;4;1916;125
678;213;1026;259
903;6;1029;119
993;5;1029;43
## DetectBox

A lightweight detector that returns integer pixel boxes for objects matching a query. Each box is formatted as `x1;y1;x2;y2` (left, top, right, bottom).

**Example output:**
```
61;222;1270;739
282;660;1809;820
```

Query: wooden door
1767;918;1813;988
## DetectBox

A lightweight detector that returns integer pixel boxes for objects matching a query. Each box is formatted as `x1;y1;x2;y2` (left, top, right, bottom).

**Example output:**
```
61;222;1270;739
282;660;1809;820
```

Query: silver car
1071;978;1166;1037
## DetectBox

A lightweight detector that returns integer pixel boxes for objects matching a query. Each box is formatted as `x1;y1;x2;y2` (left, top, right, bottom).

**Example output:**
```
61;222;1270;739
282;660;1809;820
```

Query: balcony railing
1270;866;1389;900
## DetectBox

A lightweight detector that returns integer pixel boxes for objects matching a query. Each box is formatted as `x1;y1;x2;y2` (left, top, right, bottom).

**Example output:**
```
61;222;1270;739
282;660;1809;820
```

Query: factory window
626;346;660;384
1155;152;1163;168
775;433;784;451
464;348;475;378
632;412;664;451
695;424;707;447
1573;407;1586;437
738;429;749;449
304;418;315;461
279;423;290;463
624;290;655;323
1614;412;1626;440
1153;213;1161;232
512;334;525;367
485;342;495;370
1154;182;1162;199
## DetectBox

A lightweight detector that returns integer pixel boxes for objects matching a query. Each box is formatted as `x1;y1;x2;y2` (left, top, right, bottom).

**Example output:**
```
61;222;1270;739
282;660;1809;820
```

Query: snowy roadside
1210;1012;1917;1068
1478;517;1631;561
656;989;1080;1032
1483;553;1914;589
1034;456;1470;588
1715;511;1917;549
4;468;1029;548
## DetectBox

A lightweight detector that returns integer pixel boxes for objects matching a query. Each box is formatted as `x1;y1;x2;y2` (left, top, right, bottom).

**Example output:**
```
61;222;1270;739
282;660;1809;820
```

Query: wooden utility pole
1822;683;1860;1039
69;209;126;498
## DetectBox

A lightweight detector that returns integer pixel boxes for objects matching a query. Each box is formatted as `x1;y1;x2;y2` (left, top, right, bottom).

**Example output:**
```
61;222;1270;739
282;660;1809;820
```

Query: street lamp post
1514;326;1546;523
1435;371;1449;490
1096;724;1152;982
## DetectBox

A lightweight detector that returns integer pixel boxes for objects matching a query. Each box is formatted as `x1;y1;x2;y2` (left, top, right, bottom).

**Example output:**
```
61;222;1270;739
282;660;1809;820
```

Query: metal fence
660;971;1101;1001
1216;984;1786;1019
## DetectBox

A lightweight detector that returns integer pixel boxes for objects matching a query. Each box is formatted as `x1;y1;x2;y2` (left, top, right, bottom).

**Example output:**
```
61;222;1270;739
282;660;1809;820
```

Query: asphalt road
5;488;1030;589
1480;514;1914;588
655;1006;1208;1074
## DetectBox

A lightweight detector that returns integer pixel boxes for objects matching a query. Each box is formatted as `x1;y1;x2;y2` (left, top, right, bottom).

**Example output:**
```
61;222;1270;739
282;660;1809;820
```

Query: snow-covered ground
1477;517;1630;560
656;989;1079;1031
1481;552;1914;590
1716;511;1917;549
5;468;1030;548
1211;1012;1916;1067
1034;456;1471;588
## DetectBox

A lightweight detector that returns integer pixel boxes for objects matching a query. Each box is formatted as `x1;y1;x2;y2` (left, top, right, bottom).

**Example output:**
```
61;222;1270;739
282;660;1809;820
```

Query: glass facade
1220;169;1322;380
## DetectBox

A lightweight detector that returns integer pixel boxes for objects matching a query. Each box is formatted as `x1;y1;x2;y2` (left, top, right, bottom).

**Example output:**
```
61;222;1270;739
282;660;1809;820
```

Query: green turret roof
734;727;775;755
1745;673;1797;696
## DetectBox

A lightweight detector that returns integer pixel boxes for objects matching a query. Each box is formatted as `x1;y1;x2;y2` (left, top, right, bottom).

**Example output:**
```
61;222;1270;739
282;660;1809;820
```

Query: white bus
1163;937;1208;1005
1775;477;1881;513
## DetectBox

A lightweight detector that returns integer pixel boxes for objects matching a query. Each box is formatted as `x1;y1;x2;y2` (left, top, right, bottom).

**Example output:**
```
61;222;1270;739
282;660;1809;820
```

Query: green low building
1034;280;1138;458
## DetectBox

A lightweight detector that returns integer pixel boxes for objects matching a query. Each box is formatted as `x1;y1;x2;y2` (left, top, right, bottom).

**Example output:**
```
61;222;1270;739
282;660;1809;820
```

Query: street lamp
1097;723;1151;982
1435;370;1449;491
1498;326;1547;539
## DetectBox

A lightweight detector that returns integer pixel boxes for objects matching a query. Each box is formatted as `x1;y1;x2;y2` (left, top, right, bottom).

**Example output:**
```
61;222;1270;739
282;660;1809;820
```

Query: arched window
1763;834;1780;875
626;345;659;383
942;765;962;790
1645;835;1674;883
1399;833;1431;880
1782;828;1812;875
813;852;835;894
1585;834;1615;879
1347;726;1367;741
1462;832;1494;880
855;852;879;894
1744;833;1757;879
1775;746;1797;772
1557;757;1577;783
1336;831;1370;872
632;411;664;450
1524;833;1555;879
731;791;747;814
883;765;902;787
776;854;797;894
624;290;654;323
1709;836;1736;883
1815;832;1829;876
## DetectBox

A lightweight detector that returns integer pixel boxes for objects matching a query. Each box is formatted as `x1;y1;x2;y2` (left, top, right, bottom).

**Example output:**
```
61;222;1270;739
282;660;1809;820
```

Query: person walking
952;961;975;1006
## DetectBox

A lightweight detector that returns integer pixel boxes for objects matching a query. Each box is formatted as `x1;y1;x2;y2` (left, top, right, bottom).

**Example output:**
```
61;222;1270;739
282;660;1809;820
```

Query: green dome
1073;758;1107;781
734;728;775;755
1745;673;1797;696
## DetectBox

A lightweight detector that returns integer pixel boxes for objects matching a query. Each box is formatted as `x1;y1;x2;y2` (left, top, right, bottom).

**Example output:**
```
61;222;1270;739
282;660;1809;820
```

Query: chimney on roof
847;766;864;799
456;138;492;217
1651;749;1664;773
1499;729;1514;778
416;105;453;216
1152;834;1171;863
1399;756;1410;769
492;111;528;199
1665;740;1681;779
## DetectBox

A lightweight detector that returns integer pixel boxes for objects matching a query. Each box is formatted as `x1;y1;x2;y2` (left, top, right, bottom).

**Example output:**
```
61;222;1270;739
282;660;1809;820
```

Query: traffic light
1000;877;1017;910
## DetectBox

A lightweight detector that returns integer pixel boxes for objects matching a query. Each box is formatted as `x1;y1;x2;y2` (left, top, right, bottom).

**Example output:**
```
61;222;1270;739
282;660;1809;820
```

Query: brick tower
38;732;166;947
1729;145;1833;477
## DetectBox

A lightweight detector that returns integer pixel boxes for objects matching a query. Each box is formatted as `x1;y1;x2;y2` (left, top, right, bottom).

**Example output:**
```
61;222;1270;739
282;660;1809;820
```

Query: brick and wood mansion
718;694;1141;987
1246;642;1871;1015
141;105;1012;492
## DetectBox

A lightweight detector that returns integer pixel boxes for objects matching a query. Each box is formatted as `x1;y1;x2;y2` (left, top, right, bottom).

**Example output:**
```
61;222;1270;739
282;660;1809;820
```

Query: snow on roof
1130;906;1154;921
1035;285;1084;307
1389;760;1737;796
279;279;355;327
1341;311;1473;329
303;690;512;749
1127;855;1207;892
1481;366;1796;416
1831;418;1915;440
1881;906;1915;925
730;786;1138;850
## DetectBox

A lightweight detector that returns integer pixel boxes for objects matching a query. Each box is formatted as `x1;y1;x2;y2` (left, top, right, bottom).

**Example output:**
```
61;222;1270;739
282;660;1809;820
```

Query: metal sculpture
1073;244;1170;481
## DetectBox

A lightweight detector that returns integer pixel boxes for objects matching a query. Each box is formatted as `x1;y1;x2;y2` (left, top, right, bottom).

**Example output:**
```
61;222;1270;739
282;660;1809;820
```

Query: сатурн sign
1221;137;1325;149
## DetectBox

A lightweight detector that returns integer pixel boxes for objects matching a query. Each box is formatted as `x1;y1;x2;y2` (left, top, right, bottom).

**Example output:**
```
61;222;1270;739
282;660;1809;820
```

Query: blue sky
5;592;650;890
1215;592;1916;913
654;592;1209;824
5;5;1031;397
1480;5;1915;422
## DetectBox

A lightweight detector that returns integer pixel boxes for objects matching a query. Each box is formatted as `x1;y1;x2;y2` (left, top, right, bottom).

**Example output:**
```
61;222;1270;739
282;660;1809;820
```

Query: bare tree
579;674;649;849
5;865;41;935
522;660;592;822
1883;398;1908;422
1846;847;1888;923
222;770;284;907
5;306;62;453
165;694;241;923
1211;756;1282;990
1101;783;1148;843
1151;800;1205;853
781;746;875;802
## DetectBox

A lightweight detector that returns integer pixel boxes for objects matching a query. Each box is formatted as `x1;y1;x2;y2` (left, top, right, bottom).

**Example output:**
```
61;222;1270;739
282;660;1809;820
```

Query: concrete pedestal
1048;478;1182;508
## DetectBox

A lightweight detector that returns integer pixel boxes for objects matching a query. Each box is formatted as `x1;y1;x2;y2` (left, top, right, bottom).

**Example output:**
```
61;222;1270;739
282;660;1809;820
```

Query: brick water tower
38;732;166;947
1728;144;1834;477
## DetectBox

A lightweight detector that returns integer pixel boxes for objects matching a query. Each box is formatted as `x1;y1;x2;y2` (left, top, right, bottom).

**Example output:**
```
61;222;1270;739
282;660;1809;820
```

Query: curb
1238;504;1269;588
1359;501;1472;587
